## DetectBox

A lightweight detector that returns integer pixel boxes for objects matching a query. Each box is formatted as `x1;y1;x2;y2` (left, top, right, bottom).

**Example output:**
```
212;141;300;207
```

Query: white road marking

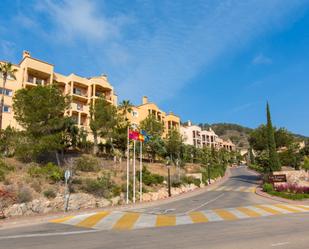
93;211;124;230
201;210;223;221
271;242;289;247
0;230;98;240
185;193;225;214
176;215;193;225
134;214;157;229
226;208;249;219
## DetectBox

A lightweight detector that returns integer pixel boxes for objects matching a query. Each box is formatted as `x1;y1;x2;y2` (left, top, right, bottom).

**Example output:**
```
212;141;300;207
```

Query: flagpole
133;140;136;204
140;141;143;202
126;126;130;204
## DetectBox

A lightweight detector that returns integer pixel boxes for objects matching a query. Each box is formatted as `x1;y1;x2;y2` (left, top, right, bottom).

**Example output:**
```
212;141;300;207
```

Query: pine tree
266;102;281;172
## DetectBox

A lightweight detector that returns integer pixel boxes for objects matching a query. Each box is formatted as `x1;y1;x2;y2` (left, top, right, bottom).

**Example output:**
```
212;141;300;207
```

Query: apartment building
1;51;117;134
127;96;180;136
180;121;236;151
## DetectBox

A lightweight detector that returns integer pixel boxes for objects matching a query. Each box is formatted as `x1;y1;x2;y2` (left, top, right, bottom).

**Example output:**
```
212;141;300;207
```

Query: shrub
181;176;201;187
28;162;63;183
275;183;309;194
75;155;99;172
0;160;14;182
248;164;264;173
17;186;33;203
263;183;274;193
136;166;164;186
82;173;120;198
171;181;182;188
43;189;56;199
71;178;82;185
30;180;42;193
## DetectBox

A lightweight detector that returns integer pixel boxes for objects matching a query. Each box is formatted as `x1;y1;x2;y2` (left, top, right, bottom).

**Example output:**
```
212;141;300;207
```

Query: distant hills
196;123;308;149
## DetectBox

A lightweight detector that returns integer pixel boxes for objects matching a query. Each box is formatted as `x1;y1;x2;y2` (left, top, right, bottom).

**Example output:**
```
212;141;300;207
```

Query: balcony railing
73;88;88;97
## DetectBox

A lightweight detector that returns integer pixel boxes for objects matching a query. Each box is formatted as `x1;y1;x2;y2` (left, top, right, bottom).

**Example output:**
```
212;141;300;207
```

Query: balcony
71;102;89;113
72;87;88;102
27;75;46;86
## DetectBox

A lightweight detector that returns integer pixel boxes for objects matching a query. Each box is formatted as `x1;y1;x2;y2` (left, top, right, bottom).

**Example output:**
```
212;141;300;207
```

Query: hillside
199;123;252;149
198;123;308;149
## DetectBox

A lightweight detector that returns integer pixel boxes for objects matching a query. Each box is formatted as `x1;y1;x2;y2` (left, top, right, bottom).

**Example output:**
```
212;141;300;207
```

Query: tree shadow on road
230;175;261;185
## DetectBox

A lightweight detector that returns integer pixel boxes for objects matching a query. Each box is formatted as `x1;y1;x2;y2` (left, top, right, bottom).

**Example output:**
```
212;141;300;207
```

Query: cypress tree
266;102;281;172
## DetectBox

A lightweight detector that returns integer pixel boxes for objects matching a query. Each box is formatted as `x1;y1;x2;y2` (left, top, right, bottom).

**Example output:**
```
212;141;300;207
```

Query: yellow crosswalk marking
255;205;282;215
214;209;237;220
156;215;176;227
113;212;141;230
236;207;261;217
76;211;110;228
274;204;301;213
293;205;309;211
189;212;209;223
50;216;74;223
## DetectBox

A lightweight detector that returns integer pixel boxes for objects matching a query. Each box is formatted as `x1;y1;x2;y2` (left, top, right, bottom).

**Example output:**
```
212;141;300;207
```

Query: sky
0;0;309;136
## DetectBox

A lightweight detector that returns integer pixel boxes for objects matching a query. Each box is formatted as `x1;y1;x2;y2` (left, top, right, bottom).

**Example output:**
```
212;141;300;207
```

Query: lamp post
166;157;171;197
207;162;211;185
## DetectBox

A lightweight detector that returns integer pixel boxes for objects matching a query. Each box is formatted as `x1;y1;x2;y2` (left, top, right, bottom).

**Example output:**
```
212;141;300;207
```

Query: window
0;88;13;96
132;111;138;117
73;88;82;96
3;105;10;113
77;103;83;111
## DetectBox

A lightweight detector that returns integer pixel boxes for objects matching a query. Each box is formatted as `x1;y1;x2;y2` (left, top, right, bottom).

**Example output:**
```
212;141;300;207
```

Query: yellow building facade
127;96;180;136
1;51;117;134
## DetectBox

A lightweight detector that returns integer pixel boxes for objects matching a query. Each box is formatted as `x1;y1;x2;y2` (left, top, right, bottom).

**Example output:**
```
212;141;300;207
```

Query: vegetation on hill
248;103;309;173
197;122;307;150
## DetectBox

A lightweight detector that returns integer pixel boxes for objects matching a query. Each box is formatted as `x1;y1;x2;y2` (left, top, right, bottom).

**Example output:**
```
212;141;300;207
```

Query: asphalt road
1;166;308;249
131;166;277;214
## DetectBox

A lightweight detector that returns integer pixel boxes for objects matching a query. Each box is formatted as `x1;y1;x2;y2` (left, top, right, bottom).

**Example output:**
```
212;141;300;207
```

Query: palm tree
118;100;133;117
0;62;17;130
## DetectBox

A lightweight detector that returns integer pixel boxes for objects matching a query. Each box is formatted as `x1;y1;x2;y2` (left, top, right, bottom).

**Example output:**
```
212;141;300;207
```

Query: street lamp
166;157;171;197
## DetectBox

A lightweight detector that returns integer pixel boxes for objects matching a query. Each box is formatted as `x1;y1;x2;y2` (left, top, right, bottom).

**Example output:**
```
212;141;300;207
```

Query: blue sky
1;0;309;136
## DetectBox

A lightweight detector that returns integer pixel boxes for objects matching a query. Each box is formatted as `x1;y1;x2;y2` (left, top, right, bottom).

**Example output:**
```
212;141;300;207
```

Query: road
0;166;309;249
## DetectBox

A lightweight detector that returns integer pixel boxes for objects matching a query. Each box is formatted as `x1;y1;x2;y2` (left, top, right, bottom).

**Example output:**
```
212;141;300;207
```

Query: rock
110;196;120;206
67;193;97;210
5;203;27;217
96;198;111;208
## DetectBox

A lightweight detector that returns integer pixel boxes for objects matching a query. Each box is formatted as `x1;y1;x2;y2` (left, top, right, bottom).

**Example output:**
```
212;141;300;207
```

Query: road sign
269;174;287;183
64;170;71;180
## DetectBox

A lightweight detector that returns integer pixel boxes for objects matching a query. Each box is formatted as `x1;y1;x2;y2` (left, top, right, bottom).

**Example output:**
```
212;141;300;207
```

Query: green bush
75;155;99;172
43;189;56;199
0;159;14;182
28;162;63;183
17;186;33;203
248;164;264;173
82;173;120;198
171;181;182;188
269;191;309;200
201;163;226;184
263;183;274;193
136;166;164;186
181;176;201;187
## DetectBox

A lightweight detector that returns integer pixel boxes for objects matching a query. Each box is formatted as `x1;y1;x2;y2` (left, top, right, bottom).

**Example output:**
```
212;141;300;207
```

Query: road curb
255;187;309;205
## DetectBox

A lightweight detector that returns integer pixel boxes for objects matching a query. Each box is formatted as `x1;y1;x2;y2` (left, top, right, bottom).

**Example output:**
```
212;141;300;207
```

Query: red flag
129;130;139;140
